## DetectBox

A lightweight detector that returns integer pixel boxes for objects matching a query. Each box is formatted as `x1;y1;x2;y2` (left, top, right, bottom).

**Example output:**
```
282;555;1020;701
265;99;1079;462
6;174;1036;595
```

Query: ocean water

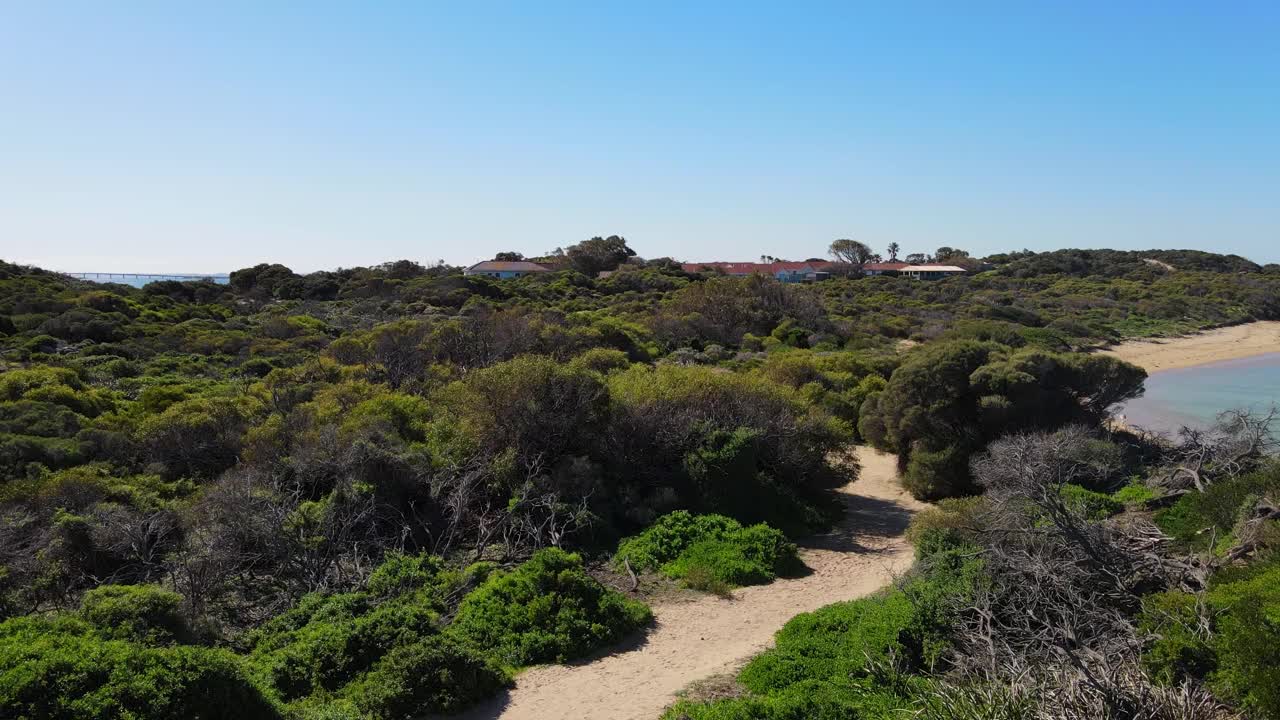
1117;352;1280;435
68;273;230;288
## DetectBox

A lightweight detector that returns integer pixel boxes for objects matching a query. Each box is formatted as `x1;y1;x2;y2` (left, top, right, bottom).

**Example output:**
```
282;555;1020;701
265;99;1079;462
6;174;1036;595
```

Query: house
681;260;910;281
901;264;967;280
680;261;835;282
463;261;553;279
862;262;910;276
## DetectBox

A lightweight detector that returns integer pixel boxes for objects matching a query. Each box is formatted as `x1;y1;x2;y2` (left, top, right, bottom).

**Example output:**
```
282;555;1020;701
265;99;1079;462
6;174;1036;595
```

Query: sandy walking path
454;447;926;720
1101;321;1280;373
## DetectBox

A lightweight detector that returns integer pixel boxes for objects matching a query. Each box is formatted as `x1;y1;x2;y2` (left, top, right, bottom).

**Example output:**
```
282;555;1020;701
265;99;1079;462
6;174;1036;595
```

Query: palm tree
886;242;900;262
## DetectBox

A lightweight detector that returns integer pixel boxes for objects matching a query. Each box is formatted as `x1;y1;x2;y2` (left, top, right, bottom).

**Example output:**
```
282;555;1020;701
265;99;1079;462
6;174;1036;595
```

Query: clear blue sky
3;2;1278;272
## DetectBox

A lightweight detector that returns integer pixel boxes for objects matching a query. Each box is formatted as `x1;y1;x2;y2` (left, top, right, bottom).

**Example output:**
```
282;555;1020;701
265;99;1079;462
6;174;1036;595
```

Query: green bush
1138;591;1216;684
1060;484;1123;520
688;544;984;720
245;591;438;702
80;584;189;644
342;635;507;718
1140;562;1280;718
614;511;740;572
1112;481;1158;506
449;548;652;666
901;444;969;501
1206;562;1280;718
661;678;912;720
1155;465;1280;550
614;511;799;589
0;617;280;719
738;593;917;694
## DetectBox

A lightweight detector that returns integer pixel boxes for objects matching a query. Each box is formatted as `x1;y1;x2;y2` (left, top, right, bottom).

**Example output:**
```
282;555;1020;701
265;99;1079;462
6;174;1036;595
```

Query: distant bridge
67;272;230;285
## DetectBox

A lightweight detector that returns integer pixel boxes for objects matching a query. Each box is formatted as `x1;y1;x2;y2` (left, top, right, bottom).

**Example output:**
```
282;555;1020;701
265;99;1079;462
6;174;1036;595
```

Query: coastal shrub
606;364;850;529
858;341;1145;500
1140;562;1280;717
1112;481;1158;506
905;496;986;555
661;678;912;720
1206;562;1280;718
737;545;980;700
614;511;799;588
1139;591;1216;684
1155;463;1280;549
614;511;739;571
1059;483;1123;520
79;583;189;644
341;635;508;718
738;593;917;694
245;591;438;702
0;616;280;719
449;548;652;666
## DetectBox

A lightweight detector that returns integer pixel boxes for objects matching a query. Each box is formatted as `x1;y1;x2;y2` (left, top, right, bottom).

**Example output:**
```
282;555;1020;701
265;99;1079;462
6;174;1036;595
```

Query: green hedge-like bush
449;548;652;666
342;634;508;718
0;616;280;719
1141;561;1280;718
79;583;189;644
246;592;441;702
614;511;799;589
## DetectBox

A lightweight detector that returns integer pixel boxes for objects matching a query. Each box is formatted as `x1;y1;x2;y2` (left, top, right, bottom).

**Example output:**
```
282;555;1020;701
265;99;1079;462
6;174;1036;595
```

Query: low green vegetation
669;427;1280;720
663;538;981;719
0;548;647;719
450;548;651;666
614;511;799;591
1141;560;1280;718
3;247;1279;717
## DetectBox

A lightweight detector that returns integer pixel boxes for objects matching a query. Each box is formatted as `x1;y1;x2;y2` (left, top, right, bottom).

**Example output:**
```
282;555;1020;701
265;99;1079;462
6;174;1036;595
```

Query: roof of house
683;260;921;274
903;264;967;272
465;261;552;273
681;261;836;274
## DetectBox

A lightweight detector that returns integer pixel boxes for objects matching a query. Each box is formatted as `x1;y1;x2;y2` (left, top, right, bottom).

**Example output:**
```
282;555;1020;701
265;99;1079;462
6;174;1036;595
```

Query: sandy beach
1101;321;1280;373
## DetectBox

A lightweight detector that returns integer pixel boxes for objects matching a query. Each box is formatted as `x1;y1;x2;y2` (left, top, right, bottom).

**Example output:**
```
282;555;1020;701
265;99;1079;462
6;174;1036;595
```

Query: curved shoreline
1099;321;1280;373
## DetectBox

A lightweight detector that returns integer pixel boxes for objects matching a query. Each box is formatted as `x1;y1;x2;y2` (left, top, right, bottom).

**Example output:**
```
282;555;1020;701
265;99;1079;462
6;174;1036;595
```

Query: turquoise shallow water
1117;352;1280;435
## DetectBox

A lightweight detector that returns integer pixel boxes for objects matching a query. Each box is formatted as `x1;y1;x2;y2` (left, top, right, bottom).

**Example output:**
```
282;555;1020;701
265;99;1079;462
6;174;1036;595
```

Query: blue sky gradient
2;2;1278;271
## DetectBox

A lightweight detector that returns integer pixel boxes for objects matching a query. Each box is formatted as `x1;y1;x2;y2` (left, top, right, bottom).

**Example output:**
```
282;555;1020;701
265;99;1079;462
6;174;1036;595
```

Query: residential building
901;264;967;280
862;262;910;275
463;261;553;279
680;260;909;281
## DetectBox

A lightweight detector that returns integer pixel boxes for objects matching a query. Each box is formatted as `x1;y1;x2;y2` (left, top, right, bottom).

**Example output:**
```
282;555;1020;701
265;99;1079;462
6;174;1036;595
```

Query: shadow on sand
799;491;914;554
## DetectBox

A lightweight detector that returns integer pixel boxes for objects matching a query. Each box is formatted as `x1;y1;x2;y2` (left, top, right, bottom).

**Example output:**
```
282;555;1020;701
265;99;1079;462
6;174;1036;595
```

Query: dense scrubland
2;244;1279;719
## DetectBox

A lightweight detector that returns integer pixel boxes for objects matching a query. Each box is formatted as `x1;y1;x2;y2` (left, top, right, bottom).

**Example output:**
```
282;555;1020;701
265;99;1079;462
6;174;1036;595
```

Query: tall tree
935;246;970;262
828;238;875;272
566;235;636;275
886;242;900;261
904;252;929;265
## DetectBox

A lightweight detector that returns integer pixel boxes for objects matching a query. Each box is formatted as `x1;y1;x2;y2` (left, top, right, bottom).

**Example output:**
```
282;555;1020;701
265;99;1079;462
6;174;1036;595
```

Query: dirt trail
455;447;927;720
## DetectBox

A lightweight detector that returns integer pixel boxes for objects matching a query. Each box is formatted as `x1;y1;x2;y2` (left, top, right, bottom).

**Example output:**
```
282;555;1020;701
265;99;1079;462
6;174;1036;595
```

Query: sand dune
1102;321;1280;373
452;447;925;720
